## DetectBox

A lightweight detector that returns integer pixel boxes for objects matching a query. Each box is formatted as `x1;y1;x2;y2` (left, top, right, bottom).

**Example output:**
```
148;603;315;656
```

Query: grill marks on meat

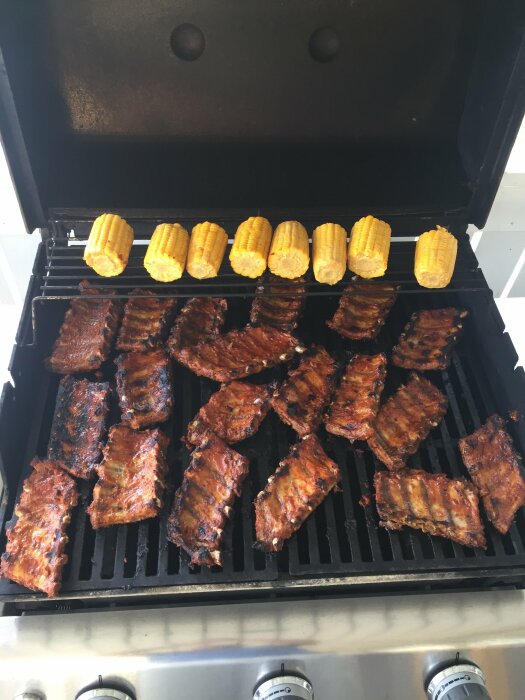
391;308;468;370
186;380;275;447
271;346;337;436
167;432;249;567
116;289;177;352
47;376;110;479
88;425;169;529
254;434;340;552
115;349;173;429
368;372;448;470
459;415;525;534
324;353;386;442
250;274;306;332
326;279;398;340
168;297;227;360
176;324;303;382
375;469;486;549
0;459;78;596
46;281;122;374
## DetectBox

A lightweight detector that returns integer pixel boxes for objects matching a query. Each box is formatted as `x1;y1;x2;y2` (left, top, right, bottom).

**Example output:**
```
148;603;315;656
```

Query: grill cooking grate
39;235;486;298
2;250;525;605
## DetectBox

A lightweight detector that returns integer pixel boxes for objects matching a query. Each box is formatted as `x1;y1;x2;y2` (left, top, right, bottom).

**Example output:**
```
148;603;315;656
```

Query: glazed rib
167;431;249;567
46;281;121;374
47;375;110;479
368;372;448;470
326;279;398;340
254;434;340;552
167;297;227;360
115;349;173;429
87;425;169;529
116;289;177;352
459;415;525;534
250;274;306;332
186;380;275;447
324;353;387;442
391;307;468;370
176;324;303;382
0;459;79;596
271;346;338;436
374;468;486;549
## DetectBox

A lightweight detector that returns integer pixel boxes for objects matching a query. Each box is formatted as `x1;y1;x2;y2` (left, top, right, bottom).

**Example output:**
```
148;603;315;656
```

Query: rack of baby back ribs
2;212;525;602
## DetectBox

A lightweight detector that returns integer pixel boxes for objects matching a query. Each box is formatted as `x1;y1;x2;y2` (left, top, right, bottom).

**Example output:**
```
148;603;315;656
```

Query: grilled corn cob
348;215;391;279
415;225;457;288
268;220;309;279
187;221;228;279
144;223;189;282
312;222;347;285
229;216;272;278
84;213;134;277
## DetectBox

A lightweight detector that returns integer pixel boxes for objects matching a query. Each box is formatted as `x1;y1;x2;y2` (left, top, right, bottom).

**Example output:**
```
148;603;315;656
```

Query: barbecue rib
47;375;110;479
116;289;177;352
88;425;169;529
0;459;79;596
391;307;468;370
250;274;306;332
186;380;275;447
167;431;249;567
115;349;173;429
326;279;398;340
176;324;303;382
324;353;387;442
368;372;448;470
46;281;122;374
374;468;486;549
254;434;340;552
271;345;337;436
167;297;227;360
459;415;525;534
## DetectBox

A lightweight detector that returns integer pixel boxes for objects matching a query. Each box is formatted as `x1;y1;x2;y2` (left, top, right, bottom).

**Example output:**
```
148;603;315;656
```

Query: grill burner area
2;241;525;607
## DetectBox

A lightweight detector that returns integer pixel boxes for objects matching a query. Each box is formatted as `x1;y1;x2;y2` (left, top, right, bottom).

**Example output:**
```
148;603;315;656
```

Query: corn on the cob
229;216;272;278
187;221;228;279
267;220;309;279
348;215;391;279
312;222;347;285
414;225;457;288
84;213;134;277
144;223;189;282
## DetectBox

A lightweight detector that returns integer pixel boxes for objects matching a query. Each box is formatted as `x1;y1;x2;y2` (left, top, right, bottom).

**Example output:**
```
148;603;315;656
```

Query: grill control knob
76;689;133;700
426;663;491;700
254;674;313;700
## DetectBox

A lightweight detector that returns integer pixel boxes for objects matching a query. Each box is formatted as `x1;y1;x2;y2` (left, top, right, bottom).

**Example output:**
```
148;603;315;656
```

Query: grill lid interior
0;0;524;231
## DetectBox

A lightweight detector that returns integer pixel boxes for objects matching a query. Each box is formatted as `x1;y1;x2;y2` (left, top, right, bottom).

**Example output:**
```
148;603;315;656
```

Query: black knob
426;663;491;700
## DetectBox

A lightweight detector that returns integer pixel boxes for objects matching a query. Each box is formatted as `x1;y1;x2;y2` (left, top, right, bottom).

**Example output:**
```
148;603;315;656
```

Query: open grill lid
0;0;524;233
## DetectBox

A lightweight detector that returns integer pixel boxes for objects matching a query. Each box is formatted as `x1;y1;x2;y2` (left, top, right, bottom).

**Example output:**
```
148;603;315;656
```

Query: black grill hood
0;0;524;232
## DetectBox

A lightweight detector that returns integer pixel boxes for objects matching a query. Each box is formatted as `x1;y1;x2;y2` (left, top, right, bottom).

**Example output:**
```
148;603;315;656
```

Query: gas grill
2;2;525;699
2;232;525;606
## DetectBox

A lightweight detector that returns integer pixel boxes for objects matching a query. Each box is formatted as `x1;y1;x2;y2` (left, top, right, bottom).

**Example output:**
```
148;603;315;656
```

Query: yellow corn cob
312;222;347;285
267;220;310;279
415;225;457;288
348;215;391;279
187;221;228;279
144;223;189;282
84;213;134;277
229;216;272;278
